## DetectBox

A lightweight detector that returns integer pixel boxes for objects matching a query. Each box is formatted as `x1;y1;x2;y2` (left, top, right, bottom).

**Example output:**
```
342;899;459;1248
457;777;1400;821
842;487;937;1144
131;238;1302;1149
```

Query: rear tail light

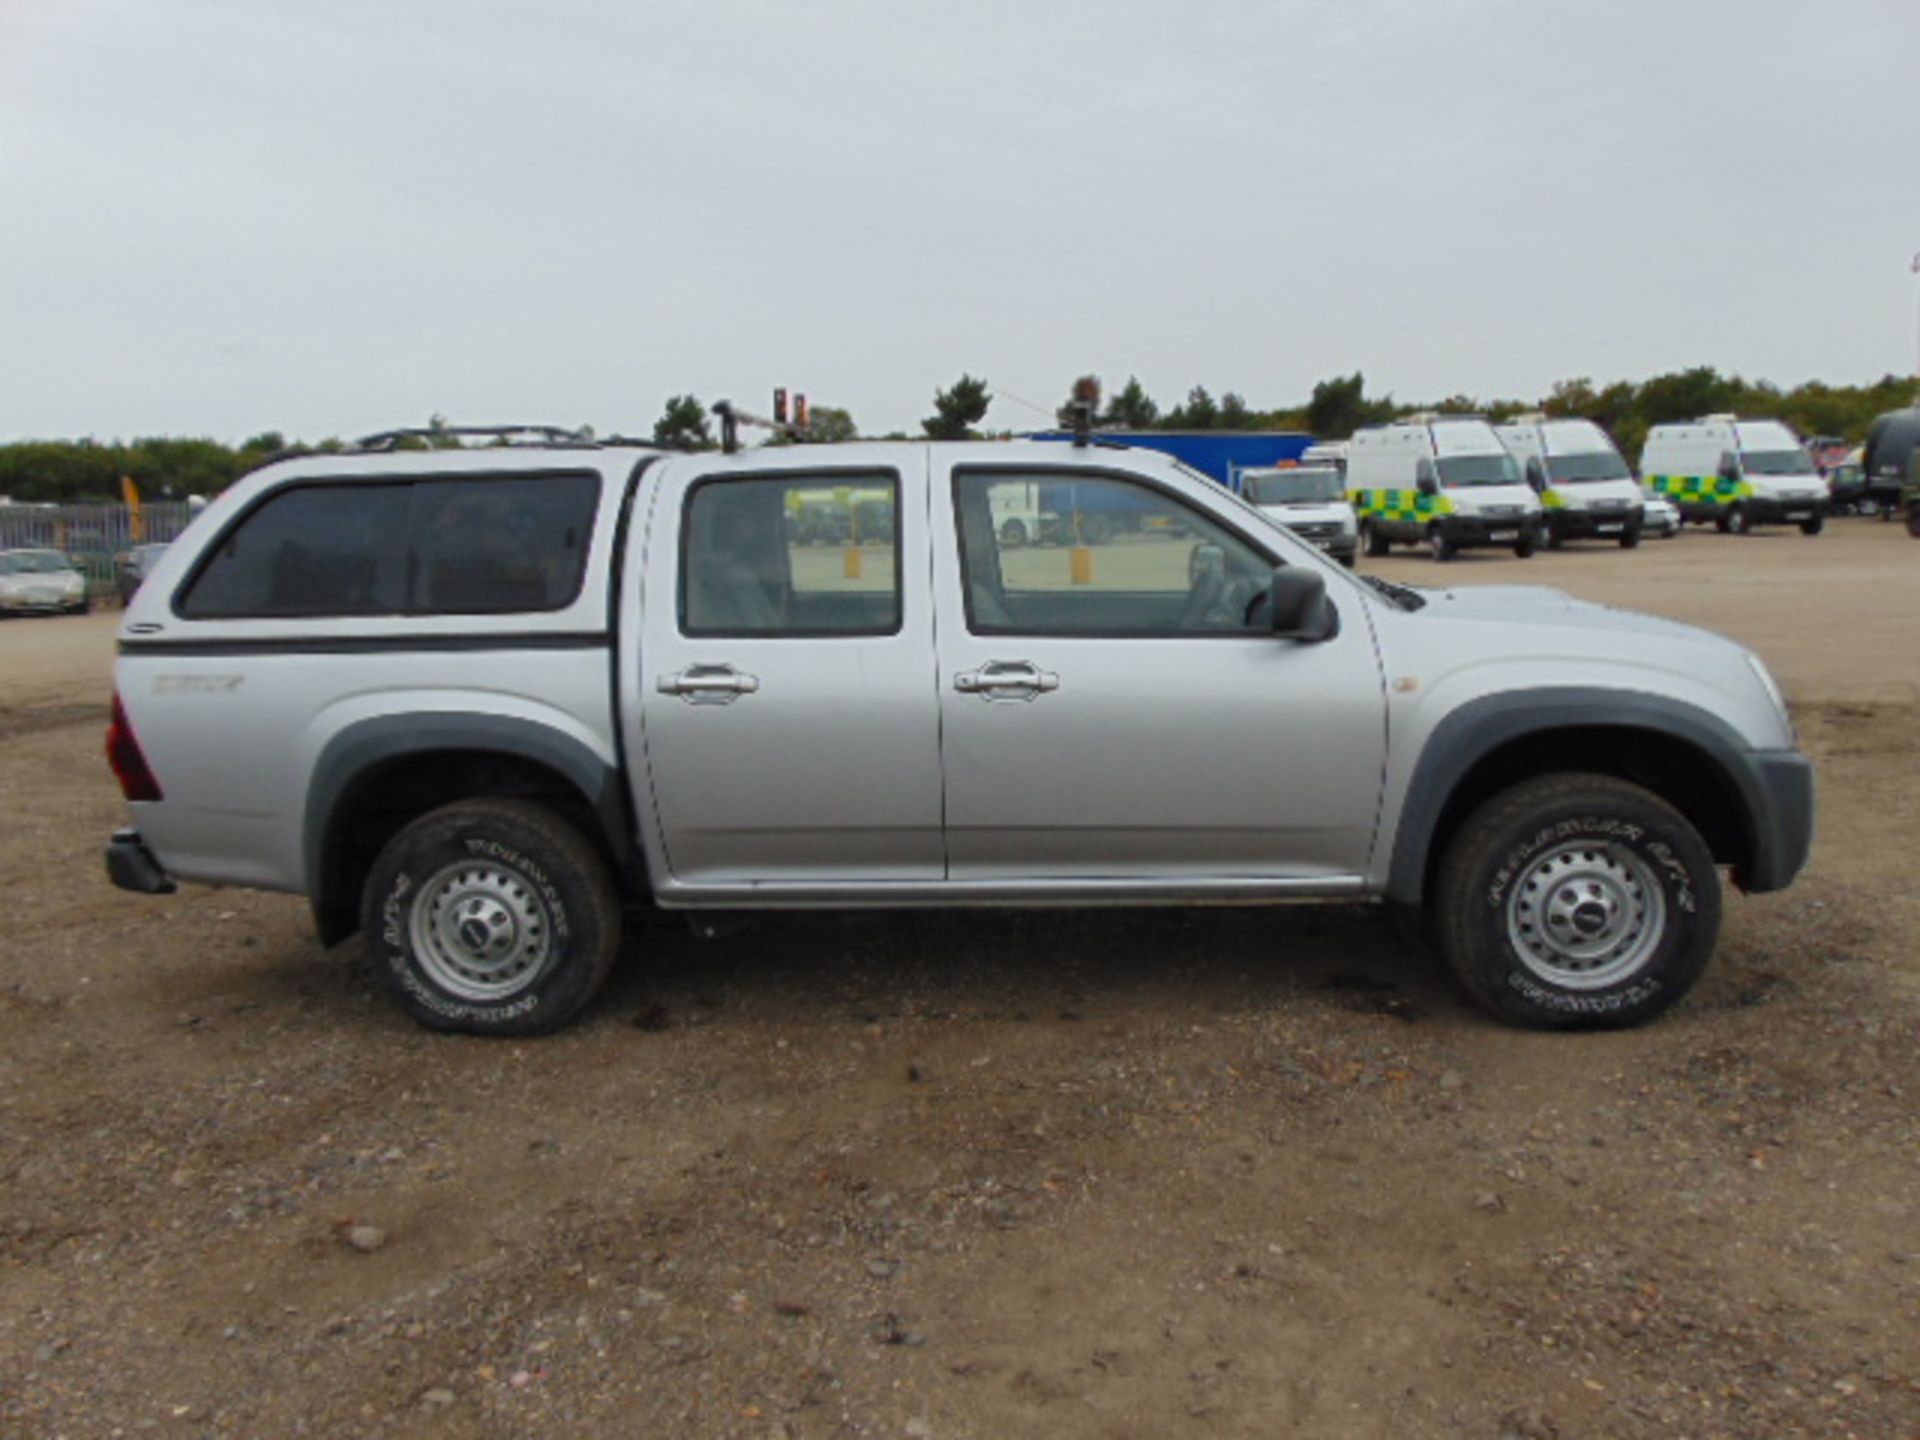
106;692;163;802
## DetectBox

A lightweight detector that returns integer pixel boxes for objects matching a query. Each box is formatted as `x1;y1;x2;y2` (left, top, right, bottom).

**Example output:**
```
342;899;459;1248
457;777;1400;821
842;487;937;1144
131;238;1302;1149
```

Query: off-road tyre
1433;774;1721;1030
361;798;621;1036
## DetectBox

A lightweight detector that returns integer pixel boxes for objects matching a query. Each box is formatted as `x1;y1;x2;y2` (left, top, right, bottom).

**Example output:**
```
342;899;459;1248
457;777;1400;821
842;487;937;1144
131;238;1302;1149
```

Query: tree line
3;368;1912;504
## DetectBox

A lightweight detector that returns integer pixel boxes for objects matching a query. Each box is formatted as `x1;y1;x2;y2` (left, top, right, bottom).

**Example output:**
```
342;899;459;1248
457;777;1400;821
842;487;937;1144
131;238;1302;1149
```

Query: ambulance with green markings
1639;415;1826;536
1497;415;1645;549
1348;415;1543;562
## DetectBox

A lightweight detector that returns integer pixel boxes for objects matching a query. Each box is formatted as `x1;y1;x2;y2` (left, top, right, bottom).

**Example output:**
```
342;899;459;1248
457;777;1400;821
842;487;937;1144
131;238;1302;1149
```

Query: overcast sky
2;0;1916;443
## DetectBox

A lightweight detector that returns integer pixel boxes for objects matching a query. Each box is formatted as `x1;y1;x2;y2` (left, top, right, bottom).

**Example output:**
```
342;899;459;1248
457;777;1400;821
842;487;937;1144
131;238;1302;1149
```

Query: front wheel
1725;504;1752;536
1799;513;1824;536
1907;501;1920;539
998;518;1029;548
361;798;622;1036
1619;521;1642;549
1513;526;1538;559
1433;774;1721;1029
1364;522;1390;558
1338;551;1358;570
1427;525;1456;563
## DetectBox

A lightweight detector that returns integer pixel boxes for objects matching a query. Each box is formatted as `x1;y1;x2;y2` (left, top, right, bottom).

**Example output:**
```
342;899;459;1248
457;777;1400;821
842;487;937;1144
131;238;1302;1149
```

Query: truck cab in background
1641;416;1827;535
1498;416;1644;549
1347;416;1543;562
1237;462;1359;567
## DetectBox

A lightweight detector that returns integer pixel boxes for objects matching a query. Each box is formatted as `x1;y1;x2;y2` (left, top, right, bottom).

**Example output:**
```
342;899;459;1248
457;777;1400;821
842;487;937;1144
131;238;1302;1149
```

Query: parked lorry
105;428;1812;1036
1863;406;1920;527
1640;416;1827;534
1348;416;1544;561
1497;416;1645;548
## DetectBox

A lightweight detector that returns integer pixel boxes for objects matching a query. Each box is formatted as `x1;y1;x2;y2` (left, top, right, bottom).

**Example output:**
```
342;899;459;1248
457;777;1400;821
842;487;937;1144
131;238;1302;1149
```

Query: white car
0;548;89;615
1640;487;1681;538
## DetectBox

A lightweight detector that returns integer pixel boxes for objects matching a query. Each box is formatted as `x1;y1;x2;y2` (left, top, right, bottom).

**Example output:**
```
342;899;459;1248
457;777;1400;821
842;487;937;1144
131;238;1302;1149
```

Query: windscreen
1437;454;1519;488
1740;449;1815;476
1245;468;1344;504
0;550;71;574
1546;452;1630;483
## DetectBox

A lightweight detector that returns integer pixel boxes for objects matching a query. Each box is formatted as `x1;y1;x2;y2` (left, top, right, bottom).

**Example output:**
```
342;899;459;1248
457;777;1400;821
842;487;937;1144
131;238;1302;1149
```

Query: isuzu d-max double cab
104;435;1813;1036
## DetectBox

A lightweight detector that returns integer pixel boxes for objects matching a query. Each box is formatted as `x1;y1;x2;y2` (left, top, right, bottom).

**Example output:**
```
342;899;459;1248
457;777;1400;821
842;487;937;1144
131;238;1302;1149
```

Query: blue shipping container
1027;430;1316;487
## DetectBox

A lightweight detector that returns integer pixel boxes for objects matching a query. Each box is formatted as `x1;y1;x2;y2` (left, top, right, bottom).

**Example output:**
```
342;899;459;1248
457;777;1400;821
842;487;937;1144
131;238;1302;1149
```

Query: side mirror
1525;458;1547;492
1268;567;1338;643
1717;452;1740;482
1414;459;1438;496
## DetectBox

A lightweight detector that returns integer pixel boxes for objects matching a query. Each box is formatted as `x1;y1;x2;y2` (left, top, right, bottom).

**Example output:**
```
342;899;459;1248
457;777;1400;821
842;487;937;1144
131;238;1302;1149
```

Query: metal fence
0;502;198;600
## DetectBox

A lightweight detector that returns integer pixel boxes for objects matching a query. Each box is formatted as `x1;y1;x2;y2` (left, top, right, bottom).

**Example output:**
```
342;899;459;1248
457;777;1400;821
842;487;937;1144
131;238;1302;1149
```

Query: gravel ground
2;520;1917;1438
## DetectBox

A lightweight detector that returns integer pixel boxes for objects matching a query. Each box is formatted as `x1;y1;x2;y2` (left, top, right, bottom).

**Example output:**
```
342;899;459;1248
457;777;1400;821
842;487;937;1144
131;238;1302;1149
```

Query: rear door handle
658;663;760;704
954;660;1059;701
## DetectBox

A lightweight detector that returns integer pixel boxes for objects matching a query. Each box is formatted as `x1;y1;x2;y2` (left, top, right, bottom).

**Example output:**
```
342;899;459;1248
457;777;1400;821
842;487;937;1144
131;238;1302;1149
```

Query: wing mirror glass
1525;458;1547;492
1414;459;1438;497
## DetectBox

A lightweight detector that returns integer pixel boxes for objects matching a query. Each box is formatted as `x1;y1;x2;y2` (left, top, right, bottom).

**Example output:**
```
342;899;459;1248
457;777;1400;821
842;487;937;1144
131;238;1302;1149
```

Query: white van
1498;416;1645;548
1238;463;1358;567
1348;416;1542;561
1640;416;1827;535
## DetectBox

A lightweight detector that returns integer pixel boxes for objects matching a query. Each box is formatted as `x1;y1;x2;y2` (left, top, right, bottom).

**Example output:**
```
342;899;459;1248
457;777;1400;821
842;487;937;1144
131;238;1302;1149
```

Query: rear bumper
105;828;176;895
1735;752;1815;893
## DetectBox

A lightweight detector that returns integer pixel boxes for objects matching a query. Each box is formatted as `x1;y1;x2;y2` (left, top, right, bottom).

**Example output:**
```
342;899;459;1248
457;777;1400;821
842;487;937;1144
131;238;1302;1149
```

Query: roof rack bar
711;399;808;455
352;424;594;452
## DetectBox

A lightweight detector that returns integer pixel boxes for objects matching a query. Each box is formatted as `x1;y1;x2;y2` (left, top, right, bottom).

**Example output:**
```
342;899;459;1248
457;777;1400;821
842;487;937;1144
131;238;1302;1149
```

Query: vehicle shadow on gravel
587;904;1476;1035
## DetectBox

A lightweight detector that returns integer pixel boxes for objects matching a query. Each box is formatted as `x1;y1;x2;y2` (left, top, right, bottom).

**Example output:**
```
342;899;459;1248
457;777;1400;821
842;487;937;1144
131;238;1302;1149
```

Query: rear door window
681;472;901;636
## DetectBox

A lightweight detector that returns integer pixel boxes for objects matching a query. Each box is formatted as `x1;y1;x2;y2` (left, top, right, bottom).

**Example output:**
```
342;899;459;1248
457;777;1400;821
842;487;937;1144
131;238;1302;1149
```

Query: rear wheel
361;798;622;1036
1433;774;1721;1029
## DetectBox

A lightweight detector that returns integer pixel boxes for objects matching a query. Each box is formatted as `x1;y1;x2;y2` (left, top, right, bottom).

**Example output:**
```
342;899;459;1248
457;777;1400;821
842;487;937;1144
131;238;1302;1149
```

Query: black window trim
950;461;1307;641
170;468;607;622
678;465;906;640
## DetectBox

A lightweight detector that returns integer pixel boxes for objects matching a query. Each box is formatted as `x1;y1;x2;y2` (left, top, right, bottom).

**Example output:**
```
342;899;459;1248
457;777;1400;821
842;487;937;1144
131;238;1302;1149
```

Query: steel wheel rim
1506;840;1666;990
408;859;555;1002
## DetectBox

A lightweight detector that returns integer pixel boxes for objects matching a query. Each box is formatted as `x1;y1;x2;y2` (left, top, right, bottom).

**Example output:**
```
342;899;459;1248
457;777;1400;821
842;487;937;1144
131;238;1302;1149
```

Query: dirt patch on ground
2;525;1917;1437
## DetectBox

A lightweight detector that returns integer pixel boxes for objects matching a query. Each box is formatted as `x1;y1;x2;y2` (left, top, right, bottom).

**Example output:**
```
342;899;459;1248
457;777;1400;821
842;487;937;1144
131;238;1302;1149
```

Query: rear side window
178;473;600;619
410;475;599;614
179;485;410;618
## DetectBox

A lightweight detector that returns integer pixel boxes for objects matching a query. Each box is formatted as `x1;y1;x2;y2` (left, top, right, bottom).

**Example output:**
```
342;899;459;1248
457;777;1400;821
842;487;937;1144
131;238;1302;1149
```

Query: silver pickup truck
103;434;1813;1035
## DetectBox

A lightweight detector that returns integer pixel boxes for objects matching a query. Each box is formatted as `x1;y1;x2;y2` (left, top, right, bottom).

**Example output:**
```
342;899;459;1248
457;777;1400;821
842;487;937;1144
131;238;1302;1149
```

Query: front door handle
658;663;760;705
954;660;1060;701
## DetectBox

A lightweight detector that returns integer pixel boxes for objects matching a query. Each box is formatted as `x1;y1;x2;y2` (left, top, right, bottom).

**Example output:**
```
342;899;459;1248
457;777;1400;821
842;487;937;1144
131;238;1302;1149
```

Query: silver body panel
117;440;1799;912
